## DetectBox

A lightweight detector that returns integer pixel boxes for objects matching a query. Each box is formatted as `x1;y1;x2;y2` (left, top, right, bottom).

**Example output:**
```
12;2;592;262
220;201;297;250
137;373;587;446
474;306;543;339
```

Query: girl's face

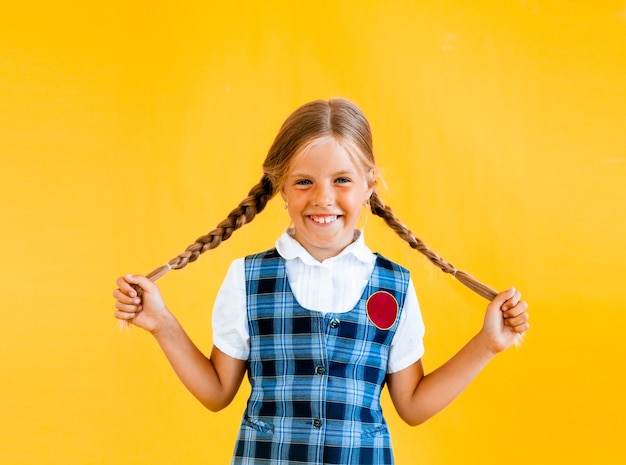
281;137;374;262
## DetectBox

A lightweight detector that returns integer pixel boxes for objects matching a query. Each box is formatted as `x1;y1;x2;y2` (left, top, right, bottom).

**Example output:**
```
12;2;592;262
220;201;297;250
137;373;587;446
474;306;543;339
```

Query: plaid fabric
232;248;409;465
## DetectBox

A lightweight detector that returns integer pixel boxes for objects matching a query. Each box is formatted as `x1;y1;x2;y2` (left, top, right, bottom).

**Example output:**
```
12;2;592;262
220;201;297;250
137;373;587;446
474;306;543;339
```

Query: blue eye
336;177;351;184
295;179;312;185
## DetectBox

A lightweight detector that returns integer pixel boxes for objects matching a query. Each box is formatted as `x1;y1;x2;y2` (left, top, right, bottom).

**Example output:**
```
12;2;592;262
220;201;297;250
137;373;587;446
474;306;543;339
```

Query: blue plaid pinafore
232;248;409;465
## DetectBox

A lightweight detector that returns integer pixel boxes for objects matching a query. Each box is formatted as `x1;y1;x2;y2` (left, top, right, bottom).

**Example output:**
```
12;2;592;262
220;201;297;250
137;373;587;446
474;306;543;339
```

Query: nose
313;183;334;206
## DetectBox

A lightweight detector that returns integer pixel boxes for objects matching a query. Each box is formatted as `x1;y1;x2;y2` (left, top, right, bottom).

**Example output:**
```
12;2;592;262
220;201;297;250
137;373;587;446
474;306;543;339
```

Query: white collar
275;228;374;266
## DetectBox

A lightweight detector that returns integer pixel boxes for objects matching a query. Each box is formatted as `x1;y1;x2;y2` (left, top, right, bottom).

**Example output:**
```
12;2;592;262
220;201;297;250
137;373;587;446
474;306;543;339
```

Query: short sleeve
387;279;425;374
211;258;250;361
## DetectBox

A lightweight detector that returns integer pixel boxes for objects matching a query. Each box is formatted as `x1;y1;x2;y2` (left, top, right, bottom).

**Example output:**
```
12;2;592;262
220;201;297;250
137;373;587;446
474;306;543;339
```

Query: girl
113;98;529;465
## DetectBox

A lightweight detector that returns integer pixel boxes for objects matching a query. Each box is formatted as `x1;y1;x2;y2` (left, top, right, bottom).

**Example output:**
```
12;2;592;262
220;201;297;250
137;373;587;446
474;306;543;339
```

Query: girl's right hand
113;274;169;333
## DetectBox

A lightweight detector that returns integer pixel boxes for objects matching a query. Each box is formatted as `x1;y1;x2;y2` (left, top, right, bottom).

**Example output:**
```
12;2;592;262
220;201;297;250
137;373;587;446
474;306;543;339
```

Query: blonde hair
139;98;497;301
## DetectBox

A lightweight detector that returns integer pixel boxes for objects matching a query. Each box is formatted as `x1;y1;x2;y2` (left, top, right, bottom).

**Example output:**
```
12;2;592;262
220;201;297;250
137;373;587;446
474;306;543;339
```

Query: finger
112;288;141;306
115;300;141;312
502;300;528;319
504;310;529;329
115;275;139;298
507;320;530;334
114;309;136;321
122;274;155;295
501;289;522;311
490;286;516;309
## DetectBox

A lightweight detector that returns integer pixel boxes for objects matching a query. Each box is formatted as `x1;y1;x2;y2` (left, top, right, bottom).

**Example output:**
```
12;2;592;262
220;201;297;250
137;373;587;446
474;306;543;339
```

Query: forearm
389;287;529;426
151;314;239;411
396;332;496;426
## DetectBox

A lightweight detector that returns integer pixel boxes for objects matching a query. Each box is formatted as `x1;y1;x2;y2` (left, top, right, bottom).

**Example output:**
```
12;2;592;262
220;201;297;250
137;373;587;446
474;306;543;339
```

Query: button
329;318;340;329
312;419;323;428
315;366;326;375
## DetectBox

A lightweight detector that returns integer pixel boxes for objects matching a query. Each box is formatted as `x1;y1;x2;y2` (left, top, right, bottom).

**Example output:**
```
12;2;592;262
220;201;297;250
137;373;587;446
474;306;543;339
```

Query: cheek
339;192;365;212
284;191;311;212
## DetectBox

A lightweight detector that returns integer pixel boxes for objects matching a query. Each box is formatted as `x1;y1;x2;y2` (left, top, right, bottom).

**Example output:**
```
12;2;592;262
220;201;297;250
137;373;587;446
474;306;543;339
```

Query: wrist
150;309;179;339
473;330;500;358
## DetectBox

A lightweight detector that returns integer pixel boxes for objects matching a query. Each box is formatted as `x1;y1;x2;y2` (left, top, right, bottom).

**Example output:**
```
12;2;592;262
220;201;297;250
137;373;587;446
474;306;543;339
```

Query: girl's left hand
481;287;529;353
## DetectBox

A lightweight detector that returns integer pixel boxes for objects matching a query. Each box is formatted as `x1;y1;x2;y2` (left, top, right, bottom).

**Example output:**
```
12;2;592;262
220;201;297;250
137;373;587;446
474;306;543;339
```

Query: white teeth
310;215;337;224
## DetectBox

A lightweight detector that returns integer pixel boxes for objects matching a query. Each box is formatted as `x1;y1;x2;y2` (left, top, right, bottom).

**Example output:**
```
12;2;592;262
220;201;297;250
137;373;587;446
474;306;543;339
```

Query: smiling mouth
309;215;339;224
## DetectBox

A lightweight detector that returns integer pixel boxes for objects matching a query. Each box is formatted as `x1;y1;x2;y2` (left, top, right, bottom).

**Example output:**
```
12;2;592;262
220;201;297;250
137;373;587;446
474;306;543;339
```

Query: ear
280;187;287;202
364;168;376;200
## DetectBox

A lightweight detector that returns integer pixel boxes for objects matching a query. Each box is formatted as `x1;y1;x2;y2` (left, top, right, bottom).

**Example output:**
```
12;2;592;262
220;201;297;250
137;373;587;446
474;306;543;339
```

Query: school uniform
213;230;425;464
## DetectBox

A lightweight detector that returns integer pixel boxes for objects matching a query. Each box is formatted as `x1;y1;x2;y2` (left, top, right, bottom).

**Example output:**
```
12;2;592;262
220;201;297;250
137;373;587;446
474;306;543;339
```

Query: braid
132;99;498;302
135;174;275;295
369;192;498;301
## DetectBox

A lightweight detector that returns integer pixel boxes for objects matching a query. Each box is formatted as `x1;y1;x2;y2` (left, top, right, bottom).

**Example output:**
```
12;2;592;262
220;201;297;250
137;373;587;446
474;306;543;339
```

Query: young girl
113;98;529;465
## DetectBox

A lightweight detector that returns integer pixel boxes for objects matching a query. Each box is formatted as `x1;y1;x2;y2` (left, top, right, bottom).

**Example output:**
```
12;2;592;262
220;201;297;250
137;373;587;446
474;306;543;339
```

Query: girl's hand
481;287;529;354
113;274;169;333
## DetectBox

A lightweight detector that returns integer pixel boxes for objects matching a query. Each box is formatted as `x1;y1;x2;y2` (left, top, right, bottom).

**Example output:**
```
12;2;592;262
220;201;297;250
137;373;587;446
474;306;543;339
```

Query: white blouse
212;229;425;374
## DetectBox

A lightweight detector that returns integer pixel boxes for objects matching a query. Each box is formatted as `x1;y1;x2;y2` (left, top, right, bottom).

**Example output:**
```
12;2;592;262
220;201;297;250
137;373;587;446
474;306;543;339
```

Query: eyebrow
288;169;357;179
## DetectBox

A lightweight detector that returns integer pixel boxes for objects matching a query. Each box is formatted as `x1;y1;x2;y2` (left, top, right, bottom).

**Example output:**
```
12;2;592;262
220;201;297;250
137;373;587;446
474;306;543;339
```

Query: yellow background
1;1;625;464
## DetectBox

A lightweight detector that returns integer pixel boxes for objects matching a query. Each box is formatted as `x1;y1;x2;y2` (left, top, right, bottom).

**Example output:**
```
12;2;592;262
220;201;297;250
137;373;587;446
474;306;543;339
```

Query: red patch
366;291;399;330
